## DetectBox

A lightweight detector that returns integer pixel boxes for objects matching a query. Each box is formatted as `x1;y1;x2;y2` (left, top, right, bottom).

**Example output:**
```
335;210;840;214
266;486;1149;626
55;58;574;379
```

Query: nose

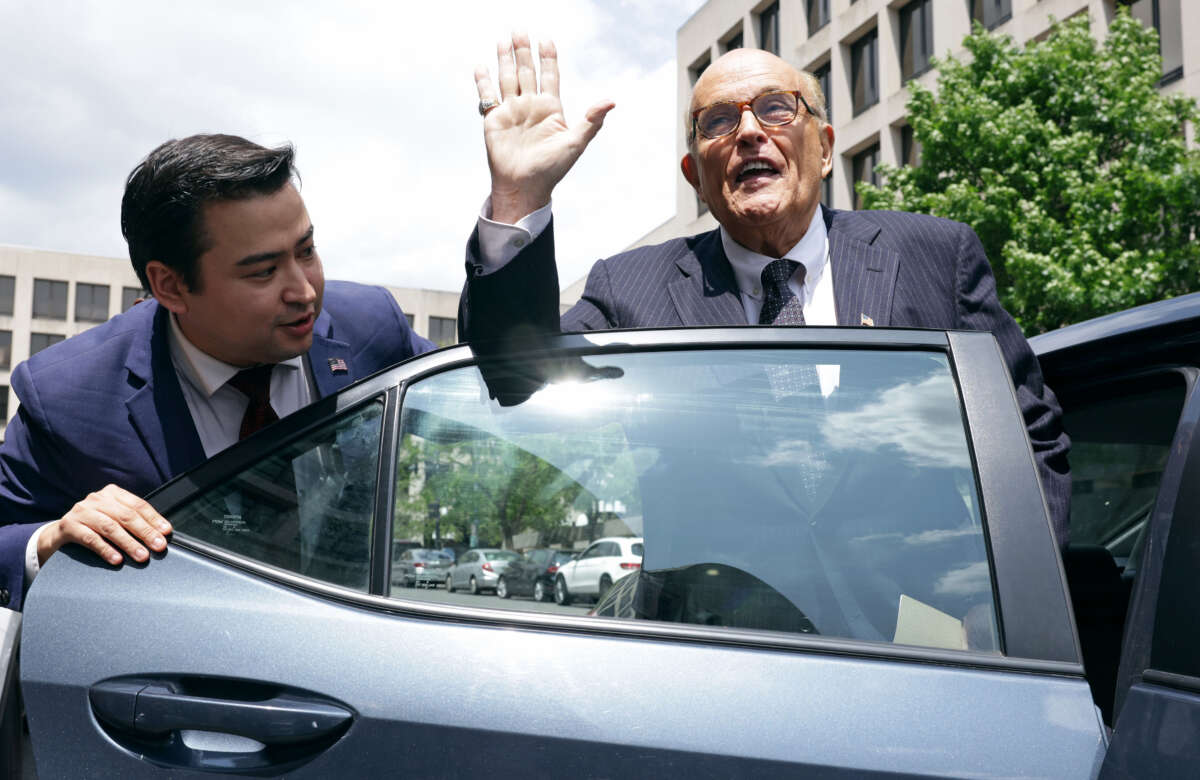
734;105;767;144
281;257;318;306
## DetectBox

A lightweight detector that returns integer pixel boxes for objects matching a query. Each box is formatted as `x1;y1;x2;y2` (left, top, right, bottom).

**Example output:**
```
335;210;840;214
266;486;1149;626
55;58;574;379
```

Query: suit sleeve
954;223;1071;549
459;220;614;346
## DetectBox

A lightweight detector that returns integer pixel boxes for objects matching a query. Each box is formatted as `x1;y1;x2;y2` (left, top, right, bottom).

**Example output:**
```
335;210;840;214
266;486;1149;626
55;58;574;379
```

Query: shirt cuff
474;198;553;274
25;522;48;583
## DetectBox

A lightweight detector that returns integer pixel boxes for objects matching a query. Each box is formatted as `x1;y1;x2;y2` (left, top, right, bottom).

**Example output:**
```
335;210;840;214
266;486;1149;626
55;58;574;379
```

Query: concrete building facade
0;244;460;439
625;0;1198;253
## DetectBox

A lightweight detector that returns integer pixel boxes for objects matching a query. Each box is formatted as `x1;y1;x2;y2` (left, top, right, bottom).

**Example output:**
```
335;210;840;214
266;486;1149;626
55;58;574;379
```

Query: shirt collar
721;206;828;301
166;313;303;398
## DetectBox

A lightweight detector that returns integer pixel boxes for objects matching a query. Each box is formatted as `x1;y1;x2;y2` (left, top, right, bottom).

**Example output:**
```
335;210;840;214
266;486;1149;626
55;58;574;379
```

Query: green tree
858;10;1200;333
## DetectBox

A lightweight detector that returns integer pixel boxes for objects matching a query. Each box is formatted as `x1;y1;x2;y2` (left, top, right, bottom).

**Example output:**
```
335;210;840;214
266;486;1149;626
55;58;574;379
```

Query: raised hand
475;33;615;224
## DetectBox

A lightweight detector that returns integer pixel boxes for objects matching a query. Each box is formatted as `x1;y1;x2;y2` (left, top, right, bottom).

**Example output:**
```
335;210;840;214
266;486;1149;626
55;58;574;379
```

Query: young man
0;134;435;609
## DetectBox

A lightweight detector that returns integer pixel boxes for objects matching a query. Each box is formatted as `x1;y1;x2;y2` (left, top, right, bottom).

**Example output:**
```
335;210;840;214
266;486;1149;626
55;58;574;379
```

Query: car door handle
91;679;352;745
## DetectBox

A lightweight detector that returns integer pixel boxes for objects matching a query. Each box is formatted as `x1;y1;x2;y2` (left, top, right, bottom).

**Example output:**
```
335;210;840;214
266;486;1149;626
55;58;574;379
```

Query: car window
1061;374;1186;561
169;399;384;591
580;545;603;560
485;551;520;562
392;349;997;653
631;542;644;557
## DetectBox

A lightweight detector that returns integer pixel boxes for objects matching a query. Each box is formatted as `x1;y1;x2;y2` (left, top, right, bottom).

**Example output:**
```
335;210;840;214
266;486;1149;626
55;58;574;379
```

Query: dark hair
120;134;297;291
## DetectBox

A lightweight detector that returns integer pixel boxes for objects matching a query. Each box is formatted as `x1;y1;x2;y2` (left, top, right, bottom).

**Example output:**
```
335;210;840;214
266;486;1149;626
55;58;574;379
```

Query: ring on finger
478;98;499;116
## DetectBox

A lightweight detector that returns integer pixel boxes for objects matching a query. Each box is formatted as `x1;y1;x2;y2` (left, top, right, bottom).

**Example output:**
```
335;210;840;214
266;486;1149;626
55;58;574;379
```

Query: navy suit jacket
0;280;433;609
461;207;1070;546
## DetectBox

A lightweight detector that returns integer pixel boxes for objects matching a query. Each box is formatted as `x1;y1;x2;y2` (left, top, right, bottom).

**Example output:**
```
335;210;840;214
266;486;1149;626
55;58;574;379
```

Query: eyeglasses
691;90;819;140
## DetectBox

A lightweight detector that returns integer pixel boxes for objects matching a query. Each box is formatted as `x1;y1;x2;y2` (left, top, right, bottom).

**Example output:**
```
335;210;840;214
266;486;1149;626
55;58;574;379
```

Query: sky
0;0;707;292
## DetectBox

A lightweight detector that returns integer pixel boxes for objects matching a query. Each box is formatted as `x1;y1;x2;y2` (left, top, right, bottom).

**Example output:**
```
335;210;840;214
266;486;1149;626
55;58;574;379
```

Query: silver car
445;548;520;595
392;548;453;589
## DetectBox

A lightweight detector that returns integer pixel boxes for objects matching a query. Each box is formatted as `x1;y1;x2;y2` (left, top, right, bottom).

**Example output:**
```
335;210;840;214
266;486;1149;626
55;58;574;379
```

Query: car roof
1031;291;1200;358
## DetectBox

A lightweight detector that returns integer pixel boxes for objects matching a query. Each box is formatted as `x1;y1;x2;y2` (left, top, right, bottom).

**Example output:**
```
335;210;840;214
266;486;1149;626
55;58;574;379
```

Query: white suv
554;536;644;605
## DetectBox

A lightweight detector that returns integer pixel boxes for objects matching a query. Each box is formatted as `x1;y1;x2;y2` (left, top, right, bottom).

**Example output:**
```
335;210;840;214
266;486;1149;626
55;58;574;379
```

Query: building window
75;283;111;322
852;144;881;210
30;332;65;356
901;0;935;82
0;331;10;370
759;2;780;55
0;276;14;316
121;287;146;311
969;0;1012;31
401;311;414;328
0;385;8;424
851;29;879;116
814;61;832;124
806;0;830;34
32;279;68;320
901;124;922;167
1130;0;1184;84
822;170;834;209
689;52;711;87
428;316;457;347
723;28;743;52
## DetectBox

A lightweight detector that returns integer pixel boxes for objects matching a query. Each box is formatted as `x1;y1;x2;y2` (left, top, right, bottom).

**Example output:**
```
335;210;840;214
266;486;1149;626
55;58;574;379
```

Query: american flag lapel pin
328;357;349;375
860;313;875;327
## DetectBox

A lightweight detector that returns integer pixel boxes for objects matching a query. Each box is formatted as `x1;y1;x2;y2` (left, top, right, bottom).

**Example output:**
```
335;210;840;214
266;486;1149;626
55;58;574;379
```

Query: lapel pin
860;314;875;327
328;357;349;375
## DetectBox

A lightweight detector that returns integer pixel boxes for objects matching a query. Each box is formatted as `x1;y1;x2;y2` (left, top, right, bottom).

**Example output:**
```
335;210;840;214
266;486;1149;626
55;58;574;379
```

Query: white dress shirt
25;314;317;581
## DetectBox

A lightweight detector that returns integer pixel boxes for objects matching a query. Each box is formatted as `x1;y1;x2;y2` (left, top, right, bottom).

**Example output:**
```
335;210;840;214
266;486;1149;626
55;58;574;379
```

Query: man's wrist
34;520;59;567
489;189;550;226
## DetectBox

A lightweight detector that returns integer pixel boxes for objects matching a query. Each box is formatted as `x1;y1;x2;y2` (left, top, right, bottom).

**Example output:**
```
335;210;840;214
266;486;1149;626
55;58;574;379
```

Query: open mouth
281;312;315;330
736;159;780;183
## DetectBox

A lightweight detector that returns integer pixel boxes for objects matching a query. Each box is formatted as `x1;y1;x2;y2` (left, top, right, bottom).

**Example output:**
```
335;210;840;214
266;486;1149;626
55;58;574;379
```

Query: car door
22;329;1113;777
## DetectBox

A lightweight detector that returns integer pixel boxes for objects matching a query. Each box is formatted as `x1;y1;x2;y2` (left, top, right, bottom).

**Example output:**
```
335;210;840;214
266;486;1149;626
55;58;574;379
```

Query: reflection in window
169;400;385;590
759;2;780;55
75;282;110;322
30;332;65;356
806;0;829;33
851;29;879;115
1129;0;1184;84
429;316;456;347
0;276;14;316
969;0;1011;31
853;144;881;210
396;349;997;653
901;124;922;167
900;0;934;82
32;279;68;319
0;331;10;370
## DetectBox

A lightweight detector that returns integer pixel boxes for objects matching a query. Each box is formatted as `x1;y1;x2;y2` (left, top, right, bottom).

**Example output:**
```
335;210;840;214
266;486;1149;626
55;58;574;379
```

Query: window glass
853;144;881;210
901;124;922;167
758;2;780;55
75;282;111;322
121;287;145;312
0;331;10;370
429;316;456;347
1062;375;1185;562
806;0;829;33
1130;0;1183;82
969;0;1011;30
0;385;8;424
901;0;934;81
0;276;14;316
32;279;68;319
169;400;385;590
851;30;879;115
392;348;998;653
723;29;743;52
30;332;65;355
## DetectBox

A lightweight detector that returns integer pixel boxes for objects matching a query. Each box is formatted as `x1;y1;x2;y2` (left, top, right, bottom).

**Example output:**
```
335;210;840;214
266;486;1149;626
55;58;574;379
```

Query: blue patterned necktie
759;259;806;325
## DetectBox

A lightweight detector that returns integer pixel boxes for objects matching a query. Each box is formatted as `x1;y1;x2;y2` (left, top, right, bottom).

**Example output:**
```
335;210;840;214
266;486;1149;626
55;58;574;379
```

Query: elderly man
459;36;1070;545
0;134;435;609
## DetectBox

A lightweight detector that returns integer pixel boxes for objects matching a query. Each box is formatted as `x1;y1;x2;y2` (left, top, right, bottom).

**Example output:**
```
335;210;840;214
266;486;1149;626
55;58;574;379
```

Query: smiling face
681;49;834;257
163;184;324;367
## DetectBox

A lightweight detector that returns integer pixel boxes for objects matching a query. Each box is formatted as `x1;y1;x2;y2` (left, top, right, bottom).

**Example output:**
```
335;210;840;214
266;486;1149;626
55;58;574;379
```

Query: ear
145;261;190;314
819;123;835;179
681;153;704;200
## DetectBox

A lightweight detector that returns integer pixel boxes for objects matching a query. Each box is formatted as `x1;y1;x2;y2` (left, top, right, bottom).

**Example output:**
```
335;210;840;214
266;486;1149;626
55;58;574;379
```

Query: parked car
496;548;576;601
392;548;452;589
8;320;1200;776
552;537;644;606
445;548;520;595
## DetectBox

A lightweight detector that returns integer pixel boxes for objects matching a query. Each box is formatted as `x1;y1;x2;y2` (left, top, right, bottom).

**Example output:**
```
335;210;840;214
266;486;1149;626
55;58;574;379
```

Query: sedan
8;323;1200;776
392;548;452;589
445;548;520;595
496;548;576;601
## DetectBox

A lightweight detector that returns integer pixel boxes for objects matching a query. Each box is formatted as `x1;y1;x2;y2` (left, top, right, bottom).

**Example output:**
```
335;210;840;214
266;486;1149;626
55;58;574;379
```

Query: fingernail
108;553;122;565
158;521;172;533
134;548;148;561
152;535;166;549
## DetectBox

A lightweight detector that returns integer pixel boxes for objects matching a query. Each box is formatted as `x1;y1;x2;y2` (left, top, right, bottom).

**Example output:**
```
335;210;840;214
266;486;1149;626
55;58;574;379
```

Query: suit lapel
667;230;747;326
125;304;206;483
826;209;900;327
307;310;359;398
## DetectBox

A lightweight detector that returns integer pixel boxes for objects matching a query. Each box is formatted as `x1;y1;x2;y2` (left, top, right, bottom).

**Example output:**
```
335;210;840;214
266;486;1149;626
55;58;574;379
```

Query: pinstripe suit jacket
461;206;1070;545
